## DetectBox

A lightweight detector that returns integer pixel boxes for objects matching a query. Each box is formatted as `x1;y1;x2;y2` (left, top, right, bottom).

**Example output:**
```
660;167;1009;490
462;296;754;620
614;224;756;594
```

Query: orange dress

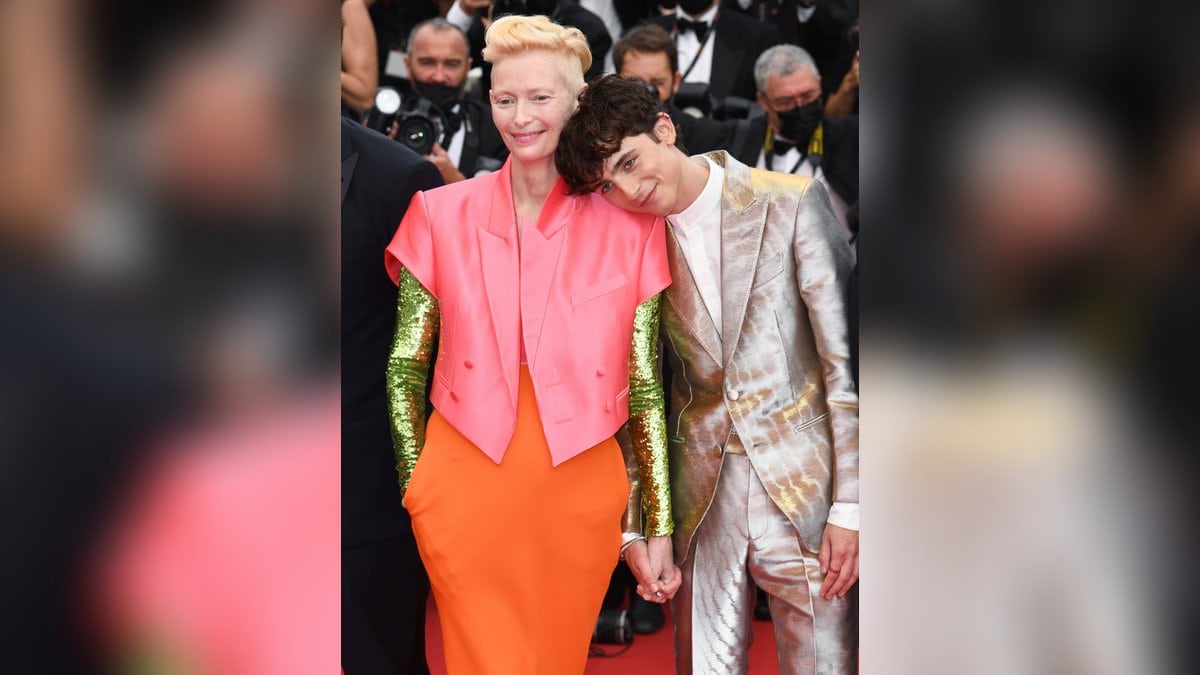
403;365;629;674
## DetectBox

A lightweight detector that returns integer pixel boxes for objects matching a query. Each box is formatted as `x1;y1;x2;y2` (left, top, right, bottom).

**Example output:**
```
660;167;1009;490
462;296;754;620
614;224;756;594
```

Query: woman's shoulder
417;171;499;207
578;192;660;231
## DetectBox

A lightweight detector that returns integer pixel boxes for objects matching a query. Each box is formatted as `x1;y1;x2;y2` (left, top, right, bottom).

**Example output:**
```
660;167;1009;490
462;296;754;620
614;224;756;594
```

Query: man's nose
615;174;639;200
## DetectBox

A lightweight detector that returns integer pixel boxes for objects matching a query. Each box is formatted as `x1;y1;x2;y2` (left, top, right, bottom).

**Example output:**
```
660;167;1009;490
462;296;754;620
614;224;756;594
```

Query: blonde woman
384;15;679;674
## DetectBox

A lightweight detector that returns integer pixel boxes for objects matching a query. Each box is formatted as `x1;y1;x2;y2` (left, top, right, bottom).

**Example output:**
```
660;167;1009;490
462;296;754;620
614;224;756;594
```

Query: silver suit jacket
624;151;859;562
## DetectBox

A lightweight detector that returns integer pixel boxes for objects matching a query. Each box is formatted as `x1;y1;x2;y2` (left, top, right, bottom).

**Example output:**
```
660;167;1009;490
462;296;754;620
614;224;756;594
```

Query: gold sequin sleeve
386;267;439;497
625;292;673;537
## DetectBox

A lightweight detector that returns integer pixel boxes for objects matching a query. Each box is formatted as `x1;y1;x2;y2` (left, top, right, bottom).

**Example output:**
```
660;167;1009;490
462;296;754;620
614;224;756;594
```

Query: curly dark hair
556;74;662;195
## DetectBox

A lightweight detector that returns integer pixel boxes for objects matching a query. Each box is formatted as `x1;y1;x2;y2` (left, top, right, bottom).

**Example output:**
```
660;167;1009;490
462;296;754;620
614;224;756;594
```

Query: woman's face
489;50;579;166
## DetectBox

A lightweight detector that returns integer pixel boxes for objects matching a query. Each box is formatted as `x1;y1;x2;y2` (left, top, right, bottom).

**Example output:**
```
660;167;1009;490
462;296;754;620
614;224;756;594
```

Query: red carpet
425;598;782;674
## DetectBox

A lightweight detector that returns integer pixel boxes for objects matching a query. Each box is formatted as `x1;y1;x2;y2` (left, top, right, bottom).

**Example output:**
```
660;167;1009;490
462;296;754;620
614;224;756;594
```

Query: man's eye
599;182;613;194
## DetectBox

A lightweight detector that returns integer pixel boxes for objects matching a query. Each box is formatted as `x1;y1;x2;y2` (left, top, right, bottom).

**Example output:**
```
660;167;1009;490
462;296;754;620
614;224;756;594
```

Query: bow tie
677;18;710;42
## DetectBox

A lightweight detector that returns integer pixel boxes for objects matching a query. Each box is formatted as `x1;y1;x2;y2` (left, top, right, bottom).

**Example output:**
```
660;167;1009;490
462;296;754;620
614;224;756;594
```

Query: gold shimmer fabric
385;268;439;496
626;293;672;536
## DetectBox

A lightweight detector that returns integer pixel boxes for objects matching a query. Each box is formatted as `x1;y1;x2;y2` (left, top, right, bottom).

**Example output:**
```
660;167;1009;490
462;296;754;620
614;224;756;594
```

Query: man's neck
674;154;712;214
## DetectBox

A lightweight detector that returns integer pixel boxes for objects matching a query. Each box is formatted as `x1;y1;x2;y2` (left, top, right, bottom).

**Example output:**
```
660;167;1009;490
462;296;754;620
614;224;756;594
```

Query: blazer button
464;360;474;369
596;368;605;377
714;446;723;457
727;389;740;401
605;402;612;412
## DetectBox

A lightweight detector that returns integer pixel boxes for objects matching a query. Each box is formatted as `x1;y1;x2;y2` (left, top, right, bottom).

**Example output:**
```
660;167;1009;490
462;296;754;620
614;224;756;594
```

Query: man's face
756;67;821;133
593;113;685;217
404;27;470;89
618;50;680;105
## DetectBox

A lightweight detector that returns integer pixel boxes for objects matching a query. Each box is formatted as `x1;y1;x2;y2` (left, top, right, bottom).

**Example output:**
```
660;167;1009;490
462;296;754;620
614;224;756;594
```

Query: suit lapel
665;226;723;366
340;121;358;206
478;159;520;412
714;151;766;368
522;178;574;366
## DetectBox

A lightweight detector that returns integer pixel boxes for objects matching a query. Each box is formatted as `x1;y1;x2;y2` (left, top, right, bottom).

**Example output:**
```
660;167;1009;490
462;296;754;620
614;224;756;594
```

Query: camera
592;608;634;645
362;86;447;156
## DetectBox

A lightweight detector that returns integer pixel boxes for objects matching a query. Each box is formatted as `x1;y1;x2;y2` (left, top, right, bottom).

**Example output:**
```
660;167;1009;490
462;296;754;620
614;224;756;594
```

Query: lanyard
678;15;718;82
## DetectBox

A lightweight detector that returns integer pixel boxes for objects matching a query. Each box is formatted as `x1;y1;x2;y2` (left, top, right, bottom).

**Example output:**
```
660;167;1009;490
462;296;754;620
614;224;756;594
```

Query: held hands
818;523;859;600
624;536;682;603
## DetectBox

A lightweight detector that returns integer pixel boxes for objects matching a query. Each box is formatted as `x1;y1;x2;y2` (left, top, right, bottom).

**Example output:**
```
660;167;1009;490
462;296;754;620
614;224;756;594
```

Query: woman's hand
627;536;681;603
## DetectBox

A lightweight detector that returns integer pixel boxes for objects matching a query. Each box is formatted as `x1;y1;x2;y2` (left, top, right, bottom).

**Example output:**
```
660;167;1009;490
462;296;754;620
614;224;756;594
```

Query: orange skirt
404;365;630;675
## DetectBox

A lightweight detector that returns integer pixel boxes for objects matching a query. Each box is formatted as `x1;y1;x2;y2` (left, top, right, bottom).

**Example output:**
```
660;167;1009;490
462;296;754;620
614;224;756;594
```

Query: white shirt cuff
827;502;859;531
445;2;473;32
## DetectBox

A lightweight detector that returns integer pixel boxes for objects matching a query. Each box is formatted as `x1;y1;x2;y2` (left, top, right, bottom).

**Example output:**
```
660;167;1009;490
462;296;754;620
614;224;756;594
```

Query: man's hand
425;144;466;184
625;537;681;603
818;523;859;599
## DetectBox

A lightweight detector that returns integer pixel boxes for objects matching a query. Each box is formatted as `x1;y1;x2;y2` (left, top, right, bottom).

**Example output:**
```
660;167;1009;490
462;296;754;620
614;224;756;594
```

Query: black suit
341;118;443;675
720;0;857;96
727;114;858;217
455;99;508;178
649;9;781;103
467;1;612;92
671;105;754;156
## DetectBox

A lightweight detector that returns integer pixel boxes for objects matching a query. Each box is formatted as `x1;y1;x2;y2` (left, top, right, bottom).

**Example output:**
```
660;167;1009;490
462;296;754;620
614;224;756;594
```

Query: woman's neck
510;157;559;226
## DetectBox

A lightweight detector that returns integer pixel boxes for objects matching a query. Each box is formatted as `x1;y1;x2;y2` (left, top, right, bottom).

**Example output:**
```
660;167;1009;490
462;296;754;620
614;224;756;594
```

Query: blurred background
1;0;1198;672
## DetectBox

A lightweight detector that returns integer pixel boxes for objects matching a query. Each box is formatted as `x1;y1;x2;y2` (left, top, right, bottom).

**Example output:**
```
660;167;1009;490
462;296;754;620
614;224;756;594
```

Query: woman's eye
599;182;613;194
623;158;635;170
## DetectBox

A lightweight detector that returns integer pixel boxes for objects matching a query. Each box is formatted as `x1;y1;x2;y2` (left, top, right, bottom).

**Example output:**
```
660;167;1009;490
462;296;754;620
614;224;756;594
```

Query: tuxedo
727;114;859;226
452;99;508;178
660;151;857;672
467;0;612;93
341;118;443;675
648;8;781;102
720;0;858;95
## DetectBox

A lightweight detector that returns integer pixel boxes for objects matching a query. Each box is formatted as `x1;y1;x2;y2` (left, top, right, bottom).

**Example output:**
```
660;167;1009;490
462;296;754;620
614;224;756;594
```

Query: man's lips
638;185;656;209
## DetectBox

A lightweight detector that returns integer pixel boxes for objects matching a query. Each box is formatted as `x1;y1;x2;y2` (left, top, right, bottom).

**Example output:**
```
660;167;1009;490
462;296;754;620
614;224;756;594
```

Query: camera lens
397;116;437;156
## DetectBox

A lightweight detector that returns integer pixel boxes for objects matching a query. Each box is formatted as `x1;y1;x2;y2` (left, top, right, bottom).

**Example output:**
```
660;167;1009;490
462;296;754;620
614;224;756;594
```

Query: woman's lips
511;130;543;144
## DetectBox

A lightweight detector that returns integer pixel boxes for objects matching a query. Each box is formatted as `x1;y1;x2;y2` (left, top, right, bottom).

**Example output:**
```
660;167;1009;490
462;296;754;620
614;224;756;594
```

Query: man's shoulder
342;118;425;173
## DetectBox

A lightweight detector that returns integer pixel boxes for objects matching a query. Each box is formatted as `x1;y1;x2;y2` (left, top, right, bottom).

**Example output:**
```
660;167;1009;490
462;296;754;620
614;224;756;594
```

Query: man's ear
655;112;676;145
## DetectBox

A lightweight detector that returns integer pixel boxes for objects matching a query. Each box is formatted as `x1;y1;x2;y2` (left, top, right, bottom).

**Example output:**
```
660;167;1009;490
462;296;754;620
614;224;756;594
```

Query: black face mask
412;81;462;115
678;0;714;16
776;98;822;144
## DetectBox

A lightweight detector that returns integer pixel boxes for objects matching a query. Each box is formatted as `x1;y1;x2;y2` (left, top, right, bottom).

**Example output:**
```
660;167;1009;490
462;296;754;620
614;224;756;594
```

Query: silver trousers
672;453;856;675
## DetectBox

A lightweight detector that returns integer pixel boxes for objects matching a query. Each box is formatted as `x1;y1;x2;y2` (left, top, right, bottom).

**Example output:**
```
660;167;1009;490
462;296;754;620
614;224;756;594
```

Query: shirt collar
669;156;723;232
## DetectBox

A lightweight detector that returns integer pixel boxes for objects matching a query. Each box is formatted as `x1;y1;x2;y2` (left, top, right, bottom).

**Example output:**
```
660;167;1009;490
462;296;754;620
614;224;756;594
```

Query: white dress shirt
671;156;859;531
675;4;718;86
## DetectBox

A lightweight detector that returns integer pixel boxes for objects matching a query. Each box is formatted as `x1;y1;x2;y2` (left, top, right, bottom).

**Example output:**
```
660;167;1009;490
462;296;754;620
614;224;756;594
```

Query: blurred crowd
341;0;859;243
0;0;1198;672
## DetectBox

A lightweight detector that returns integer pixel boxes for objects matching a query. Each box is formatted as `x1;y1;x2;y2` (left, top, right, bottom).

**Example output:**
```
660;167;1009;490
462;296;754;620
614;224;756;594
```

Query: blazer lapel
713;151;767;368
478;159;520;412
340;121;358;206
665;226;723;367
522;178;574;365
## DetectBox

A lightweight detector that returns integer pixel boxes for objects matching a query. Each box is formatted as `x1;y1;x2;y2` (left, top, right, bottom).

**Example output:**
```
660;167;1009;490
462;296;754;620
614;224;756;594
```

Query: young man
557;75;858;674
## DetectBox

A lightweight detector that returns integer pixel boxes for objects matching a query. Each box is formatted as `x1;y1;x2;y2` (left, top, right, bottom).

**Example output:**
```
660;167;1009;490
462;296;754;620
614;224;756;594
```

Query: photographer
730;43;858;240
647;0;780;103
612;24;753;157
399;18;506;183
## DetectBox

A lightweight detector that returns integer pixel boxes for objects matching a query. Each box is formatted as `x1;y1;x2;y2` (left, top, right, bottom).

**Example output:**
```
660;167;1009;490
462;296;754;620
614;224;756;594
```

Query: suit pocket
751;252;783;289
572;273;628;307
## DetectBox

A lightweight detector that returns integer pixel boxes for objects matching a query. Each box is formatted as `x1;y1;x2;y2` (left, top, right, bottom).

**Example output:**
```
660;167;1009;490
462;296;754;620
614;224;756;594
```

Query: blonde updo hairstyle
482;14;591;96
